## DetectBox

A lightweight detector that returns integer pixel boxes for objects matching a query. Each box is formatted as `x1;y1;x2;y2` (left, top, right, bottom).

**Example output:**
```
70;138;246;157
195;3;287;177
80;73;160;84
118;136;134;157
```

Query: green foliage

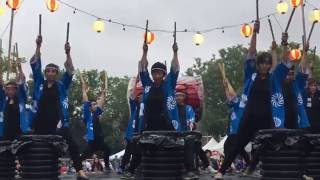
186;44;320;138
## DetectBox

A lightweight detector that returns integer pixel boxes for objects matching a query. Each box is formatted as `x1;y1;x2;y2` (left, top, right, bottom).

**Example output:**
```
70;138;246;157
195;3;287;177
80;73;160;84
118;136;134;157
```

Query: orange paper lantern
144;32;155;44
240;23;253;38
47;0;59;12
290;0;302;8
6;0;21;10
289;49;302;61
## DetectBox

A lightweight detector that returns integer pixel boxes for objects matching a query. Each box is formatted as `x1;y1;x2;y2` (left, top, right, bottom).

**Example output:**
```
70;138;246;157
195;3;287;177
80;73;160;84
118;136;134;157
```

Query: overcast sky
0;0;319;77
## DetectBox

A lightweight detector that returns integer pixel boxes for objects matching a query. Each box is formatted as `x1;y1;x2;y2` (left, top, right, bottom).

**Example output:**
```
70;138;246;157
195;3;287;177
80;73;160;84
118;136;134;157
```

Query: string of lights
0;0;319;46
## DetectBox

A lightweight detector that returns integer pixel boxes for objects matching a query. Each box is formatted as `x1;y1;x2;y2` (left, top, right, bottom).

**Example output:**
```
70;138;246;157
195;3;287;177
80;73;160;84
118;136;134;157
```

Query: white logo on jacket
62;97;69;109
167;96;177;110
273;117;282;127
144;86;151;94
239;94;248;108
271;93;284;108
297;94;303;105
172;120;179;130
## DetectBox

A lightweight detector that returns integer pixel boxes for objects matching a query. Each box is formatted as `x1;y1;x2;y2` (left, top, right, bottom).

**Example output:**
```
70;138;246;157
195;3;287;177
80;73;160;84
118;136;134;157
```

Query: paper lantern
290;0;302;8
93;19;105;33
192;32;204;46
309;8;320;23
277;0;288;14
46;0;59;12
240;23;253;38
144;31;155;44
0;6;5;16
6;0;21;10
289;49;301;61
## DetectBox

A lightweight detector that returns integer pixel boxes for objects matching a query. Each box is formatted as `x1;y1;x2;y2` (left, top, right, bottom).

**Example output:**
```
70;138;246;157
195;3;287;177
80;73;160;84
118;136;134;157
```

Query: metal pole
285;8;296;33
301;1;306;46
6;9;15;80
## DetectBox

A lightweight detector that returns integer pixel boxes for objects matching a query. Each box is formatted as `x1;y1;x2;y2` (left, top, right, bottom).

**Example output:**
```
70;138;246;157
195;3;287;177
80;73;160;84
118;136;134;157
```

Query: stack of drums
140;131;185;180
0;140;15;180
18;135;62;180
303;134;320;179
256;129;304;180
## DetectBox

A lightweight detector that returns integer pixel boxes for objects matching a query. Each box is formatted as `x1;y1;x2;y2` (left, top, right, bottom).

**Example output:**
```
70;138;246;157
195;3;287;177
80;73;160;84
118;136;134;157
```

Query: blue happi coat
227;96;241;135
288;71;310;128
125;99;142;140
0;83;30;136
139;67;181;132
180;105;196;132
231;57;291;129
30;56;73;128
83;101;103;141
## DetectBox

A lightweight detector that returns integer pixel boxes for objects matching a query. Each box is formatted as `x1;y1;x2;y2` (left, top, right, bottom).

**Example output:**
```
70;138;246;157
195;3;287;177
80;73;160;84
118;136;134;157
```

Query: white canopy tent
202;137;218;150
109;149;125;160
202;135;251;155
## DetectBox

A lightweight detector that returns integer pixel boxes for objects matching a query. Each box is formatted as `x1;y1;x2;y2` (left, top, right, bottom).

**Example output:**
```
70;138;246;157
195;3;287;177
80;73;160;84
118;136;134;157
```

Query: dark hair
45;63;60;72
257;52;272;65
308;78;317;86
151;62;167;74
204;149;211;156
5;80;17;88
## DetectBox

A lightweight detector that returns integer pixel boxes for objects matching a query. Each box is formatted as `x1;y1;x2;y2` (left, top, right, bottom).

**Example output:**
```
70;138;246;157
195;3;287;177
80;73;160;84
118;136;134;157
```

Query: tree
187;43;320;138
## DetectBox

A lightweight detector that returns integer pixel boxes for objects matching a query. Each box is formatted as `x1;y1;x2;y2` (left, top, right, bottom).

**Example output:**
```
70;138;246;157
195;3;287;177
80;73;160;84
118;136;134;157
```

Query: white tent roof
202;137;218;150
202;135;251;155
109;149;125;160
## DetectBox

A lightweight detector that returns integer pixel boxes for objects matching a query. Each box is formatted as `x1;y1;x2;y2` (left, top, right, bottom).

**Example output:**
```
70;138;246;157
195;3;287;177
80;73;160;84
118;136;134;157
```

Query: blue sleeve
272;62;290;83
139;71;152;88
83;101;91;123
129;99;136;114
0;85;4;110
244;58;256;84
94;106;104;116
18;83;28;103
186;105;195;123
61;72;73;90
295;72;308;92
166;67;179;89
30;56;44;85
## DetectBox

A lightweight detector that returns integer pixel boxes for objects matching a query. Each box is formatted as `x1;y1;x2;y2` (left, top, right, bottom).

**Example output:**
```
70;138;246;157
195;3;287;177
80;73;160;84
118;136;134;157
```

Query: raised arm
62;42;74;90
300;42;309;73
139;43;148;73
248;21;259;58
30;35;44;83
171;42;179;73
271;41;278;71
97;74;107;108
80;72;88;102
281;32;290;63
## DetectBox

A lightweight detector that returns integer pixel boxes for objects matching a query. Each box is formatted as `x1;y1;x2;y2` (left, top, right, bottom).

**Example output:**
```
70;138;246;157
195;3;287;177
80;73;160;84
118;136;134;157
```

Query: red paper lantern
240;23;253;38
289;49;302;61
6;0;21;10
143;32;155;44
47;0;59;12
290;0;302;8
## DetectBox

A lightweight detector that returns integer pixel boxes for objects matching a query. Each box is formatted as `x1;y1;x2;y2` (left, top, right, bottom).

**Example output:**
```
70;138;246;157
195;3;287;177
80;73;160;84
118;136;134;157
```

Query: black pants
219;118;272;174
120;140;135;170
80;137;111;169
127;140;141;174
56;128;83;172
184;136;209;172
224;134;250;165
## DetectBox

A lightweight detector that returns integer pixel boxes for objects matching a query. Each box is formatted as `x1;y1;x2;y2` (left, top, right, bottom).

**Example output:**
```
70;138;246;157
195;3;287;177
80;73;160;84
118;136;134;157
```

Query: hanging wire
56;0;280;34
271;13;284;32
0;0;25;38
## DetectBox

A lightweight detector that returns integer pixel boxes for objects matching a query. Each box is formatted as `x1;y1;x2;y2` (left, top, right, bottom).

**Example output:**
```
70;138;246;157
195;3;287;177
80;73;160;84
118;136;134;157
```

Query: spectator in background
92;157;103;172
